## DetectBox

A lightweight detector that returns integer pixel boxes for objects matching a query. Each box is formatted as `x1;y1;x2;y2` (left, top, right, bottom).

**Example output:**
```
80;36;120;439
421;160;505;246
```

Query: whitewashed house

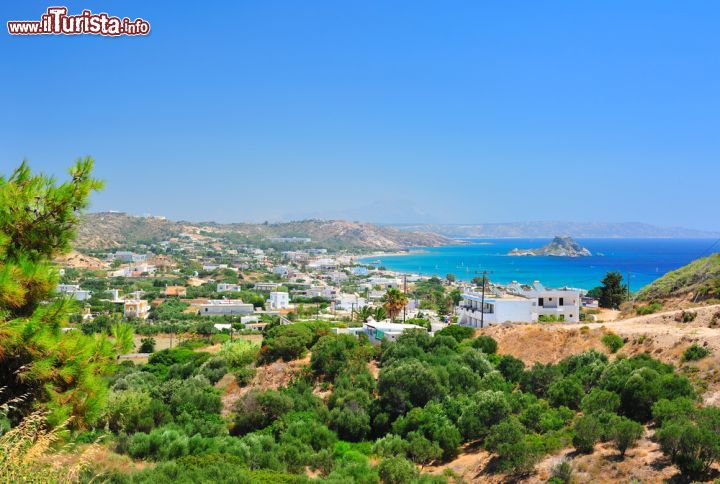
56;284;92;301
198;300;254;315
268;291;290;310
217;283;242;293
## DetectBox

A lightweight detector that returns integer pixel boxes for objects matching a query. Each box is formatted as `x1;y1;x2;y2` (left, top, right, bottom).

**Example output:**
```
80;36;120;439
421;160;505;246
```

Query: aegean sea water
359;238;716;290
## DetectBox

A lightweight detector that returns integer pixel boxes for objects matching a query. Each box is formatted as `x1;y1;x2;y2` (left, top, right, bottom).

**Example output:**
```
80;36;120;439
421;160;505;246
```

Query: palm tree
372;306;387;321
355;305;373;323
382;288;409;321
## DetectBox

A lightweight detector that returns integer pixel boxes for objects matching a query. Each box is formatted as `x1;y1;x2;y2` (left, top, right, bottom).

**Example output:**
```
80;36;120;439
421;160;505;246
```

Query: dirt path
553;304;720;341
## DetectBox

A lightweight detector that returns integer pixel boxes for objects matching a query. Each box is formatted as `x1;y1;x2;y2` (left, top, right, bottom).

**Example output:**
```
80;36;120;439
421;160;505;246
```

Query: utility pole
480;271;487;329
351;302;355;322
403;274;407;323
627;271;631;302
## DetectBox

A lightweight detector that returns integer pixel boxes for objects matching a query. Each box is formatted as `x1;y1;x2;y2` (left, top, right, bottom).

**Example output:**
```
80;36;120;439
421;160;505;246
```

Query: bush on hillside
601;333;624;353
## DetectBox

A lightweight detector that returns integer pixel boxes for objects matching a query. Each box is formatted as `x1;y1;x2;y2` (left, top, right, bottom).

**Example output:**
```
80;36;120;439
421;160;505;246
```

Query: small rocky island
508;236;592;257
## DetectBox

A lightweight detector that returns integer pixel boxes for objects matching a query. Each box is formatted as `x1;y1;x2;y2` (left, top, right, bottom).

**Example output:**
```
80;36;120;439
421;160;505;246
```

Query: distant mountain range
388;222;720;239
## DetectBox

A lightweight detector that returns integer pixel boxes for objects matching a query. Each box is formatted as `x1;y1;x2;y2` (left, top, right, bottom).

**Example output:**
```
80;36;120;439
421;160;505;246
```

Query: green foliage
549;459;573;484
0;159;116;428
682;343;710;362
598;271;627;309
218;339;259;369
601;333;624;353
635;302;662;315
232;389;294;436
310;334;372;381
581;388;620;415
470;335;498;354
547;377;584;410
259;322;331;363
496;355;525;383
572;414;602;453
377;456;418;484
378;360;444;418
679;310;697;323
381;288;409;320
112;322;135;354
139;337;156;353
608;415;644;457
457;391;511;441
485;417;543;475
652;397;696;426
521;363;561;398
435;324;474;343
391;403;462;460
636;253;720;301
655;406;720;477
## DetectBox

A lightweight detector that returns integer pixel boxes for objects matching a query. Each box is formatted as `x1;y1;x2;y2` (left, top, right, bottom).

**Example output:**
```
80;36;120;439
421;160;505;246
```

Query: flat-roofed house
198;299;254;315
124;299;150;319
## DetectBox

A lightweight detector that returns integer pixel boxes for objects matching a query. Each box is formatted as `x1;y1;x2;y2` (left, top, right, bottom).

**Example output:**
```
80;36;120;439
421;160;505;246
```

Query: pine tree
0;159;122;429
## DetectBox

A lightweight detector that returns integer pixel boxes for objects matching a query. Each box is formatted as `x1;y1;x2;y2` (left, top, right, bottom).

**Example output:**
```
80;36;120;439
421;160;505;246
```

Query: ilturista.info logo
7;7;150;36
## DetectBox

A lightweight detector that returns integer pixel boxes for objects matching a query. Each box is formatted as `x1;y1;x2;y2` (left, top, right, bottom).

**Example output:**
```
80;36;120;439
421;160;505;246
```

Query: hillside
76;212;454;251
636;253;720;302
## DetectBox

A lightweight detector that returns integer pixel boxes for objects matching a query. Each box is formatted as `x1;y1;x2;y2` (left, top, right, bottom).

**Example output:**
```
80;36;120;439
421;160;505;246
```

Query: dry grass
0;412;96;483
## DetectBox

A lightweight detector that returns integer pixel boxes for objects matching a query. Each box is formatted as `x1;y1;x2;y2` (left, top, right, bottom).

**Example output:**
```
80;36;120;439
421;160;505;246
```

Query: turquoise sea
359;238;718;291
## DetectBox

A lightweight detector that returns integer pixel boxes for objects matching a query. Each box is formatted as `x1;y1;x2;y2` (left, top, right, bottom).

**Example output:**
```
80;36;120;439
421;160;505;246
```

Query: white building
457;282;581;327
124;299;149;319
109;263;156;277
114;251;146;263
268;291;290;310
56;284;92;301
364;320;426;343
254;282;282;292
335;293;367;311
368;276;400;289
507;281;581;322
198;299;254;315
217;283;242;293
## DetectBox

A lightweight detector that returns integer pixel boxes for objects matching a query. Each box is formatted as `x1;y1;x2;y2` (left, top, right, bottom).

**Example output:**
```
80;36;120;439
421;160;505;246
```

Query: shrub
676;310;697;323
458;391;511;441
372;434;409;458
652;397;696;426
496;355;525;384
470;335;498;354
235;366;256;387
581;388;620;415
549;459;573;484
435;325;474;343
572;415;602;453
232;390;294;435
609;416;644;457
485;418;542;475
601;333;624;353
547;377;584;410
377;457;418;484
310;334;370;381
656;407;720;478
139;337;156;353
636;302;662;315
682;344;710;362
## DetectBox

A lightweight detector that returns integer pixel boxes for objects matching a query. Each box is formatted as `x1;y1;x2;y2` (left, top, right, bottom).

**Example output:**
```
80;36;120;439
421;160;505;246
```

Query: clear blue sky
2;1;719;229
